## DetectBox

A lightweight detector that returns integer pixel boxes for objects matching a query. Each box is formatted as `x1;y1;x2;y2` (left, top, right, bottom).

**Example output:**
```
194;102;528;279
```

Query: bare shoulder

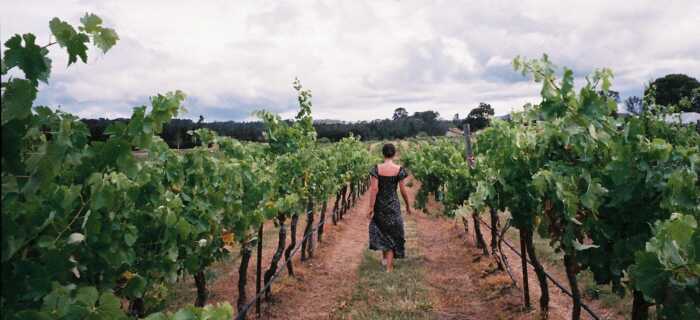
377;162;401;176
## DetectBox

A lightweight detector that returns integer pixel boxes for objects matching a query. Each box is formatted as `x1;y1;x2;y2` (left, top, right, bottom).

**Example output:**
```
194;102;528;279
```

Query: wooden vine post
520;230;532;310
464;123;474;168
255;224;263;317
463;124;488;255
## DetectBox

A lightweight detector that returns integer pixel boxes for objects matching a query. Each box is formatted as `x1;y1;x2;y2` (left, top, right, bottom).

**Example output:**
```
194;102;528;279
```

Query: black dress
368;165;408;258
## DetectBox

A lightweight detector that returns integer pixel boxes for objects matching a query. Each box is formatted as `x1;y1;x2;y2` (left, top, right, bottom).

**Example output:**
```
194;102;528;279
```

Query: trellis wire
236;190;359;320
476;216;601;320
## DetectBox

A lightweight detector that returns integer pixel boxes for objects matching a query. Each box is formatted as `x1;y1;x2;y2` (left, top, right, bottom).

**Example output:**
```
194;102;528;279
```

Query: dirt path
414;213;526;320
256;192;371;319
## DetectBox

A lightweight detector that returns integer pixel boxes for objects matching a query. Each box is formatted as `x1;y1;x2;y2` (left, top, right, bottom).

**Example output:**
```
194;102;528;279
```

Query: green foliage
402;138;468;213
2;12;371;320
630;213;700;319
49;18;89;65
408;54;700;318
2;78;37;124
256;80;372;219
15;284;127;320
3;33;52;84
143;303;234;320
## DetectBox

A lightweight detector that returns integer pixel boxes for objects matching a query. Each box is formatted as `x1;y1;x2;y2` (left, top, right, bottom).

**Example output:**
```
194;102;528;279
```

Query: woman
367;143;413;272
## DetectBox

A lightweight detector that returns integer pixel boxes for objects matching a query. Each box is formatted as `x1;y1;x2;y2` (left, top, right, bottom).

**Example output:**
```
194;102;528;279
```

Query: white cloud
1;0;699;121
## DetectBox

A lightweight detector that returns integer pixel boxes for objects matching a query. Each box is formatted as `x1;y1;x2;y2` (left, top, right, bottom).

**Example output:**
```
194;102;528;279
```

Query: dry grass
332;217;433;320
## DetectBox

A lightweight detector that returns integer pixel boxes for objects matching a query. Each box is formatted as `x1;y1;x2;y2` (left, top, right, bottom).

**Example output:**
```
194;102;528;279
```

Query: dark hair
382;143;396;158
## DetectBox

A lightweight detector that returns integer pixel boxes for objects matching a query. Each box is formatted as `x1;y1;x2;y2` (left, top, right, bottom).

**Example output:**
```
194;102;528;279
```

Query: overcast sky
2;1;699;121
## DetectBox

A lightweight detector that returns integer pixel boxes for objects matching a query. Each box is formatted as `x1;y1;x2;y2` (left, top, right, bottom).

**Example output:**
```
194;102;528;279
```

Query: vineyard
3;13;700;320
402;56;700;320
2;14;376;320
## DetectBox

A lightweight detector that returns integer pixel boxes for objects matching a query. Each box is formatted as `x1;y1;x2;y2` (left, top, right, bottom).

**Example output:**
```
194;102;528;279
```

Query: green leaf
65;33;90;65
124;229;137;247
77;13;119;52
3;33;52;83
14;311;53;320
74;286;99;306
49;18;75;46
143;313;169;320
95;292;125;319
1;78;37;124
123;275;147;298
49;18;89;65
631;251;668;299
93;28;119;53
201;303;234;319
172;308;197;320
80;13;103;33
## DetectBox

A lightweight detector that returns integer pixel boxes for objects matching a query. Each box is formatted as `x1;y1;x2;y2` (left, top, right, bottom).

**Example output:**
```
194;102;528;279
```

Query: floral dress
368;165;408;258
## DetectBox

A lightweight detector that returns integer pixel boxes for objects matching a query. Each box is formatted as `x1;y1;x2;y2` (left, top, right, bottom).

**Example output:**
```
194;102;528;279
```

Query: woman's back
376;162;401;177
370;164;407;206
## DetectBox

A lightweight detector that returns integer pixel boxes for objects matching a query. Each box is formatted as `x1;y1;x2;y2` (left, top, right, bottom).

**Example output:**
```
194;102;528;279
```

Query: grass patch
333;217;432;320
333;250;432;320
579;270;635;319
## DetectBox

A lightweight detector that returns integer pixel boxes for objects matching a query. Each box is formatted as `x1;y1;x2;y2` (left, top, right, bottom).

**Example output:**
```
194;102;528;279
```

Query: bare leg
381;251;387;266
386;250;394;272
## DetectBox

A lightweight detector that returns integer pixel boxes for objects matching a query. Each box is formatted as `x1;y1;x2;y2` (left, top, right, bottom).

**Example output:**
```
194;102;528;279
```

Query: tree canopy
392;107;408;120
646;74;700;112
465;102;494;131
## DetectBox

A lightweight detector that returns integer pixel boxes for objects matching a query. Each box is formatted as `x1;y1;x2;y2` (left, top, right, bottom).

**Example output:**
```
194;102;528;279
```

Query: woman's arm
367;176;378;219
398;179;413;215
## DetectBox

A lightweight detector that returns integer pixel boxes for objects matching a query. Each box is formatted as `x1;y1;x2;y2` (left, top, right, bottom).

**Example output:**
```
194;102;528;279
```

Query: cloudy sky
2;1;699;121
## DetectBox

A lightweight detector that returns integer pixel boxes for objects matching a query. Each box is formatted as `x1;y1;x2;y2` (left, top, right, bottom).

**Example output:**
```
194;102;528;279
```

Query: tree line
81;106;497;148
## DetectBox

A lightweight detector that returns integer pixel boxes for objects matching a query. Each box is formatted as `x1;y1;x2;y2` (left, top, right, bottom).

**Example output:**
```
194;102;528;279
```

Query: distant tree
465;102;494;131
393;107;409;120
412;110;439;123
412;110;444;135
681;87;700;113
646;74;700;112
624;96;644;115
597;90;620;103
605;90;621;103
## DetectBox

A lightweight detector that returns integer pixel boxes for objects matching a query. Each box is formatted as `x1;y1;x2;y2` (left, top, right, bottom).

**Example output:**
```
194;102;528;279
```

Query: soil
414;212;526;320
257;193;370;319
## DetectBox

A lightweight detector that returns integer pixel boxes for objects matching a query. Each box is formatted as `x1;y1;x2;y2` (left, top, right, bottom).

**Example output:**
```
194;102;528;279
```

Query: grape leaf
1;78;37;124
79;13;103;33
3;34;51;83
74;286;98;306
49;18;89;65
94;28;119;53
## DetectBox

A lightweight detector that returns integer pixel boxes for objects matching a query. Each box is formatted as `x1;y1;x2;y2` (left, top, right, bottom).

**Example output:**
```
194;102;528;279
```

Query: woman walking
367;143;413;272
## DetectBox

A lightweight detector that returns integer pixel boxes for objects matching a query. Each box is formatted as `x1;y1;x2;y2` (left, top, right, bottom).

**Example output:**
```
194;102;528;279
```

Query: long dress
368;165;408;258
